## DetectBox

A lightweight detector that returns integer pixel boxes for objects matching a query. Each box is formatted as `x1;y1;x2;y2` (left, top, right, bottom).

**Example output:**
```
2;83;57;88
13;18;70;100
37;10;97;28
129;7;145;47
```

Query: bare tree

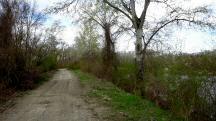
15;1;45;70
0;0;53;87
83;1;120;72
48;0;127;75
0;0;15;48
103;0;216;80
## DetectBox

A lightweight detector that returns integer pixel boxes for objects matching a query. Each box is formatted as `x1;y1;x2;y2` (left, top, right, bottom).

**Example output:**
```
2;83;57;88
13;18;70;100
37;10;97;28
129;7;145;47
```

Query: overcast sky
35;0;216;53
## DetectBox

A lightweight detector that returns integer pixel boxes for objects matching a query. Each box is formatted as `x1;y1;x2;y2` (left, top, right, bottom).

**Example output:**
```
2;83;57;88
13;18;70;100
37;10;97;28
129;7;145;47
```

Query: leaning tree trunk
135;28;144;81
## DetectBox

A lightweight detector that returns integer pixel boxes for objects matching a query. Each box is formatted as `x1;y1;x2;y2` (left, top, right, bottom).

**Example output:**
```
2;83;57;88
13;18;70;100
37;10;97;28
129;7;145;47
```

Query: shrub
112;59;137;92
145;77;170;109
67;61;80;70
20;68;41;90
39;55;57;72
115;51;216;120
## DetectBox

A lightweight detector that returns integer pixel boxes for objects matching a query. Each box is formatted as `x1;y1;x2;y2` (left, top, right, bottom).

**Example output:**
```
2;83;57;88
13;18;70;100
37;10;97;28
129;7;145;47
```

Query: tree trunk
135;28;144;81
102;23;117;78
103;23;115;66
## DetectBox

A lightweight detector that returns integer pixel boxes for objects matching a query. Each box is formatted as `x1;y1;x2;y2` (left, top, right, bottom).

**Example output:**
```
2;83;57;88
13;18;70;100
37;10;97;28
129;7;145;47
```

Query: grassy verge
73;70;183;121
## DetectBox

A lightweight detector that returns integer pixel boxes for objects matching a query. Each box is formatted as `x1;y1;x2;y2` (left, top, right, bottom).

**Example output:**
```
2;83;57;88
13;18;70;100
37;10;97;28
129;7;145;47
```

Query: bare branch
120;0;131;14
140;0;151;27
146;18;215;51
103;0;133;22
130;0;138;19
46;0;76;14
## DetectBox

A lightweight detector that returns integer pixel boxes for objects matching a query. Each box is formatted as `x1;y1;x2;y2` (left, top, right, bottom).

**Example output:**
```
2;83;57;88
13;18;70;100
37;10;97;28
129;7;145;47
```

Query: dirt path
0;69;107;121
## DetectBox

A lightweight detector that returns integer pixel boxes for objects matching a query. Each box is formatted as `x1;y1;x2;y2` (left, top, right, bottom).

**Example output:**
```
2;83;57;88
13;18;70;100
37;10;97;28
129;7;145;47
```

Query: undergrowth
73;70;183;121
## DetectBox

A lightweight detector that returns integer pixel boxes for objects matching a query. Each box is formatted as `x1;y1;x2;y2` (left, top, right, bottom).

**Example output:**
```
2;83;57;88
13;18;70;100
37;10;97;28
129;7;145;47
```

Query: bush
112;59;137;93
67;61;80;70
39;55;57;72
68;50;216;121
20;68;41;90
79;58;105;78
113;51;216;120
145;79;170;109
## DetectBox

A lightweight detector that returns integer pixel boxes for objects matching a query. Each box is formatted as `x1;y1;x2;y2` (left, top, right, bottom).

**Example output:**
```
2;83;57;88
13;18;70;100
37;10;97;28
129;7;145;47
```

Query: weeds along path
0;69;107;121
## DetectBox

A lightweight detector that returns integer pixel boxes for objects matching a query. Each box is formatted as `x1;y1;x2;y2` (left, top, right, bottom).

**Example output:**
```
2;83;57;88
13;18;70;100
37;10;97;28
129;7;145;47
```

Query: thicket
67;39;216;121
0;0;62;102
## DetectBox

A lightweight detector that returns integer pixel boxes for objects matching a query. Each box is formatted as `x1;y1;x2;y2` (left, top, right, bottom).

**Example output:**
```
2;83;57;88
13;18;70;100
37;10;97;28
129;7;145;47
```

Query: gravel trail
0;69;105;121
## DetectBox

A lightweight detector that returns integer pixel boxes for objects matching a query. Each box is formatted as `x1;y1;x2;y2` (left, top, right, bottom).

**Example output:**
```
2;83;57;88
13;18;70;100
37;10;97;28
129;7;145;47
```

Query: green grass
73;70;183;121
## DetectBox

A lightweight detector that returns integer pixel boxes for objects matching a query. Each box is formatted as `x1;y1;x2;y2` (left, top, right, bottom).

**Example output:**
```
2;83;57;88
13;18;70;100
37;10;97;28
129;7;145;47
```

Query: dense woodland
0;0;65;101
0;0;216;121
